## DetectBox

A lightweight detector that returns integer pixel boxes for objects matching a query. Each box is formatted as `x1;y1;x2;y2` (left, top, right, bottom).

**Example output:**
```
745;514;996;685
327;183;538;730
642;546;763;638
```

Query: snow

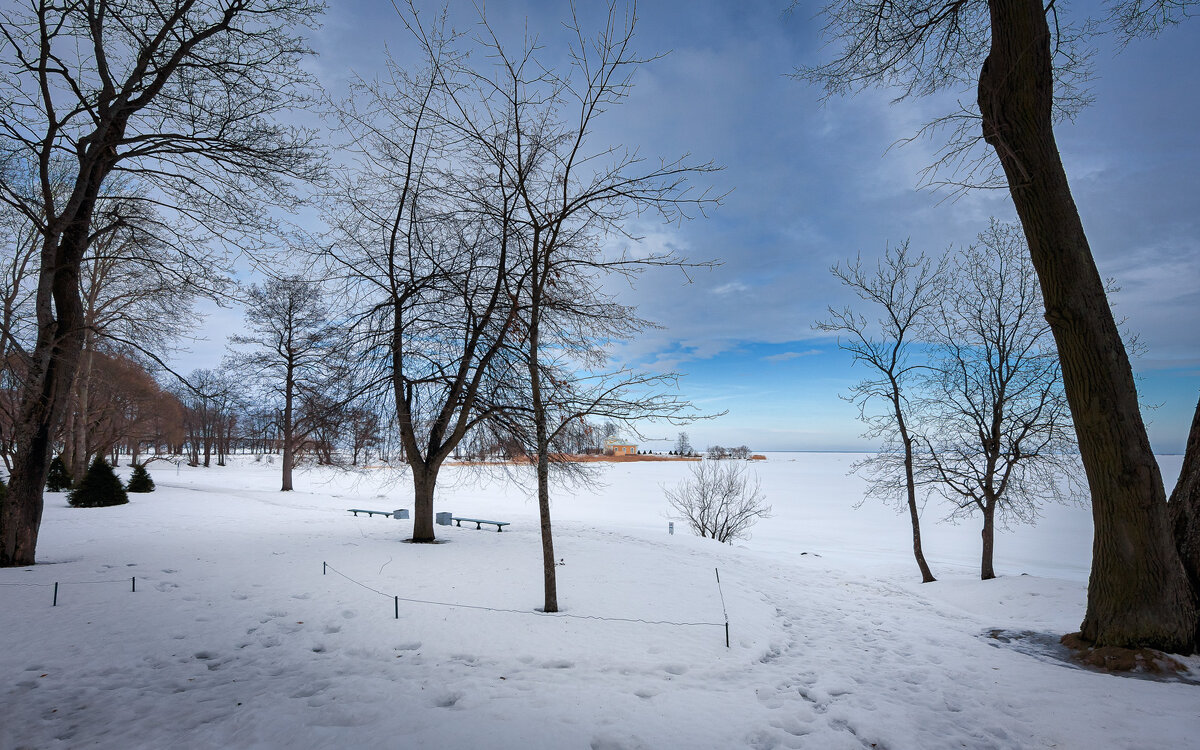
2;453;1196;749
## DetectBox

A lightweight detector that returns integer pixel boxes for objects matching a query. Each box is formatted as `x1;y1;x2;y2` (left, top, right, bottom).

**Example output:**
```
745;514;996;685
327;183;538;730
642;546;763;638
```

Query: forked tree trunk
980;0;1196;651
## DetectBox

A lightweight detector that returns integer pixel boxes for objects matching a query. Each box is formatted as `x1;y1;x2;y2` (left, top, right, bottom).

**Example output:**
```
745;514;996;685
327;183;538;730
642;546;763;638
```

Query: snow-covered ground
2;453;1196;749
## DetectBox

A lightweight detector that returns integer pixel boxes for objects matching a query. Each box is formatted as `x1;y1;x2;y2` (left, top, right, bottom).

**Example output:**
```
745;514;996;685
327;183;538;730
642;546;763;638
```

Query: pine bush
127;463;155;493
46;455;73;492
69;457;129;508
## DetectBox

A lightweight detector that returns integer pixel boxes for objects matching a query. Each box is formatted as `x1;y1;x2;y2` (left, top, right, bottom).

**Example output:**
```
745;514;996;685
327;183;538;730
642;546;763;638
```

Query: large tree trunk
980;0;1196;651
410;463;439;543
981;501;996;581
281;371;294;492
1;208;94;566
1168;398;1200;627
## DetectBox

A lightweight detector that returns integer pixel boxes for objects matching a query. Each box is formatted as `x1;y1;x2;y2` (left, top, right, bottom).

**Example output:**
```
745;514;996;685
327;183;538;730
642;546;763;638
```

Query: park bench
347;508;409;519
452;516;510;532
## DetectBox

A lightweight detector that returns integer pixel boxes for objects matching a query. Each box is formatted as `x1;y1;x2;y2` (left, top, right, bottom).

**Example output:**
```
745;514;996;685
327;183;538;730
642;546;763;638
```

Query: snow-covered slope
1;454;1195;749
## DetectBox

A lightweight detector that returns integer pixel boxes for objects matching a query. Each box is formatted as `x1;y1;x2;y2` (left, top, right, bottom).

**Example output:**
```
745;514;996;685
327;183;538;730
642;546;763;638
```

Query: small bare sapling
665;461;771;543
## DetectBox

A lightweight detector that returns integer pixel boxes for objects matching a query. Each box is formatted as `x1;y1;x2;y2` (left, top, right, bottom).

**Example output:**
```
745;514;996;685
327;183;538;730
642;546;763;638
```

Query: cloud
762;349;822;363
713;281;750;296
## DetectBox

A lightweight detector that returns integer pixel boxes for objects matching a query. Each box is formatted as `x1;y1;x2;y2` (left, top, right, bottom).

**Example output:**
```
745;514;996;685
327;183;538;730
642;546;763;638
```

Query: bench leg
455;519;461;527
497;526;502;532
475;522;482;530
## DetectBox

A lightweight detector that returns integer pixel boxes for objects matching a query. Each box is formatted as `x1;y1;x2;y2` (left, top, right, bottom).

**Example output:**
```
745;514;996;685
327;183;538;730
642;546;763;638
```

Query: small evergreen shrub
69;457;129;508
127;463;155;493
46;456;73;492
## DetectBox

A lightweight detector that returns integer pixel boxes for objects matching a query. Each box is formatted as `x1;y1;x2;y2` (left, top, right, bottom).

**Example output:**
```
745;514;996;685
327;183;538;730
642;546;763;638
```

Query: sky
175;0;1200;454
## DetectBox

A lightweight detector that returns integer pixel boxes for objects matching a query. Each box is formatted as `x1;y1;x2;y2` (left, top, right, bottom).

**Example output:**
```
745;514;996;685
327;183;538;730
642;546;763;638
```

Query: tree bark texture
1;202;96;566
536;434;558;613
900;412;936;583
529;246;558;613
410;464;439;543
980;0;1196;650
981;503;996;581
281;368;295;492
1168;398;1200;638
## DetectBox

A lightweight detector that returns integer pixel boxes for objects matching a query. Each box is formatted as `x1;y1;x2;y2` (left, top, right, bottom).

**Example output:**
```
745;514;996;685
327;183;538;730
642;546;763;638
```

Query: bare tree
461;2;719;613
817;242;945;583
0;0;321;567
322;13;523;543
229;276;334;491
918;220;1084;580
666;460;771;543
674;431;693;456
801;0;1198;651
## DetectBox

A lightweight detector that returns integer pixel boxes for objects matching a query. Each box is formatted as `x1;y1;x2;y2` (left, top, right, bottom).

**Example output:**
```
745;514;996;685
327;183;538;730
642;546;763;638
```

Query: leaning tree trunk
1;213;94;566
1168;398;1200;632
980;0;1196;651
900;425;936;583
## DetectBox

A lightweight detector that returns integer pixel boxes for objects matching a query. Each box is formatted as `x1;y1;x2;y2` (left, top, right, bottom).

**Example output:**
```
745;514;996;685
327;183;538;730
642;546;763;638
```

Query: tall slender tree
459;2;719;612
230;277;333;491
817;242;945;583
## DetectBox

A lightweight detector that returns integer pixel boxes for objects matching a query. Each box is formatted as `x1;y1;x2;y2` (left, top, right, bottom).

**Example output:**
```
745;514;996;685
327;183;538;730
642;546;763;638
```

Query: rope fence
0;565;733;648
324;561;731;646
0;576;138;605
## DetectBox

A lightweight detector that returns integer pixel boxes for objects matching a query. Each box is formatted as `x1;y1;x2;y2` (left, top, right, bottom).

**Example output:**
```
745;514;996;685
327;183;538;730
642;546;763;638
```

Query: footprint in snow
432;691;463;708
662;664;687;676
323;624;341;634
394;641;421;651
541;659;574;669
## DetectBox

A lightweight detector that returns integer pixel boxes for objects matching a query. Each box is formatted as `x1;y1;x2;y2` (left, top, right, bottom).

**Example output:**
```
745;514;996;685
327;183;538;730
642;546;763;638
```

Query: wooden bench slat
348;508;394;518
451;516;510;532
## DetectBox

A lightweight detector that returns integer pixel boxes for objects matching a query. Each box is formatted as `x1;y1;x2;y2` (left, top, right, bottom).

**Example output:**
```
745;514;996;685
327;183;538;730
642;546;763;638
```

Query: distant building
602;437;638;456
